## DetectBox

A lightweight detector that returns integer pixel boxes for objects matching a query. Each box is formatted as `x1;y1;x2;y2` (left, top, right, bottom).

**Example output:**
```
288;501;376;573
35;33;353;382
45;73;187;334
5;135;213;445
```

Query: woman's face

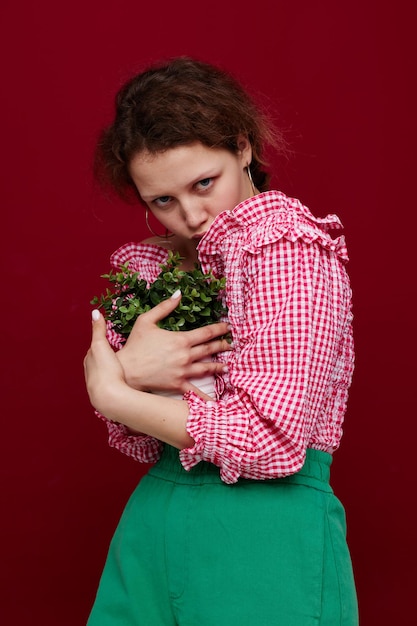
129;140;253;242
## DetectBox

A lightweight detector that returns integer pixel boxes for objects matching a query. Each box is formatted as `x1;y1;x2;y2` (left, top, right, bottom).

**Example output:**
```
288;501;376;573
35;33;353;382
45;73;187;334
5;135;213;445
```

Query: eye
195;177;213;191
153;195;172;208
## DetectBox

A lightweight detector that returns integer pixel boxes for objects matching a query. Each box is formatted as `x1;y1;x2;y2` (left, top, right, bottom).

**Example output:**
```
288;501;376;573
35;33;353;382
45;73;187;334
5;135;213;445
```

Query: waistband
148;445;333;492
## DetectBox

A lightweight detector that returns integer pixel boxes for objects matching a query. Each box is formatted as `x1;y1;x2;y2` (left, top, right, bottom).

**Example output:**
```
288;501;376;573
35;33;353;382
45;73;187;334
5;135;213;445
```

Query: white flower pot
157;373;215;400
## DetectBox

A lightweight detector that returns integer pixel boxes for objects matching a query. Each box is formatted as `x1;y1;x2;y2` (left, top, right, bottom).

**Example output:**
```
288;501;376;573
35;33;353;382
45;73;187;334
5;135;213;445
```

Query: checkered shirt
100;190;354;484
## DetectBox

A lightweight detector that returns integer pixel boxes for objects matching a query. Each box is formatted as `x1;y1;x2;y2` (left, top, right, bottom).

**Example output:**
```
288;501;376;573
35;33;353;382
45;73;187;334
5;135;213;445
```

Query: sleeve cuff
179;392;242;484
96;411;163;463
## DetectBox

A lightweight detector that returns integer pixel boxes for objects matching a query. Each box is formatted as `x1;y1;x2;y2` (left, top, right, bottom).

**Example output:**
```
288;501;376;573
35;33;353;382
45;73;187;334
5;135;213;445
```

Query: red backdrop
2;1;416;624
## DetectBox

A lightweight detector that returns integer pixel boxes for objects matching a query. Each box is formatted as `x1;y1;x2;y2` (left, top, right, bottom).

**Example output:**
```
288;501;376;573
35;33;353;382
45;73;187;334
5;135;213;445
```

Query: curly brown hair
94;56;285;202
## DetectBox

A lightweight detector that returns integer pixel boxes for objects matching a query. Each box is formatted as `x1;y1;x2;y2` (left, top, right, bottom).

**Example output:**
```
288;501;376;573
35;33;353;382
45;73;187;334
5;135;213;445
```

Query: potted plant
91;250;228;398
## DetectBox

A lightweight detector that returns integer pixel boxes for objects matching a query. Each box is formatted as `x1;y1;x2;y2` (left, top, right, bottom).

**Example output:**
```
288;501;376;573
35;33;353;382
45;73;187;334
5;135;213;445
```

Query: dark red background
2;1;416;624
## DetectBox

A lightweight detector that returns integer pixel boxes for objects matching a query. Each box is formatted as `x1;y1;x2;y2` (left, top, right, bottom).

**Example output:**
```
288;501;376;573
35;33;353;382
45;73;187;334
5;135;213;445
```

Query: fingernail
171;289;181;299
92;309;100;321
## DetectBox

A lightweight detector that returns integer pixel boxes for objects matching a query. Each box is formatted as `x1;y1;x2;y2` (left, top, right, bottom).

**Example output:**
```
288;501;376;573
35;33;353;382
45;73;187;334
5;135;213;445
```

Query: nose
180;199;208;231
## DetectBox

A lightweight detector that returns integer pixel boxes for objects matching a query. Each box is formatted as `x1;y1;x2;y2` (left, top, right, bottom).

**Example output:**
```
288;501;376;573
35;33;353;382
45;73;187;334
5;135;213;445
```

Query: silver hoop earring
246;165;257;196
145;208;174;238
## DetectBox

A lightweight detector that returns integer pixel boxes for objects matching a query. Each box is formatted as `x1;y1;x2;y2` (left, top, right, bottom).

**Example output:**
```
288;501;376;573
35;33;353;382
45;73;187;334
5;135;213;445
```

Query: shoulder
201;191;349;263
108;240;169;283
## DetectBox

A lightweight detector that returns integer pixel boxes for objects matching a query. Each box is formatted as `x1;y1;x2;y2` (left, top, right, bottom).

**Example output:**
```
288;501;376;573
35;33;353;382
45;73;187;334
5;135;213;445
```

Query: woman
84;57;358;625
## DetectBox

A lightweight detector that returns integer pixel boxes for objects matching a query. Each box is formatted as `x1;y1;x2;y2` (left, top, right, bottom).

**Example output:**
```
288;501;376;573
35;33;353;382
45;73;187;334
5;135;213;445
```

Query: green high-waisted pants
87;446;358;626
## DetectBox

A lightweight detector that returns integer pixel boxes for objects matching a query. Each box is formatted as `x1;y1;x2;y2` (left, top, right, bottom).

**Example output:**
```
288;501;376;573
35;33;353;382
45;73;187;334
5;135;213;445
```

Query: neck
171;236;199;269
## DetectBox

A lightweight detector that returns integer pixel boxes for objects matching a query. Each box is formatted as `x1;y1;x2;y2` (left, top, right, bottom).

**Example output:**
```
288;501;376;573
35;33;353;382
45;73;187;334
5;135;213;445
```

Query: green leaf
91;251;228;343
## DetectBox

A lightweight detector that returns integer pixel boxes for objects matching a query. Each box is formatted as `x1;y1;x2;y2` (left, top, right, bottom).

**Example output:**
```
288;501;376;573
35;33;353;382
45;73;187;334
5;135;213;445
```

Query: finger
185;358;228;378
87;311;125;381
91;309;108;342
185;322;231;345
131;289;182;329
191;338;233;360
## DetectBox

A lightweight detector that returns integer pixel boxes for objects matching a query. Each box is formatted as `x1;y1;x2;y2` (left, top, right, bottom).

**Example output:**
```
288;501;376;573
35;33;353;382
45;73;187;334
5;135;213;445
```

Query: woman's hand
84;309;194;447
84;310;127;416
116;290;232;394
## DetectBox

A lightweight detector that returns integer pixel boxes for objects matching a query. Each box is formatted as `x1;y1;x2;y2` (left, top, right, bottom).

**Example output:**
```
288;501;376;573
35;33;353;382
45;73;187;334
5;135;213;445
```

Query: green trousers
87;446;358;625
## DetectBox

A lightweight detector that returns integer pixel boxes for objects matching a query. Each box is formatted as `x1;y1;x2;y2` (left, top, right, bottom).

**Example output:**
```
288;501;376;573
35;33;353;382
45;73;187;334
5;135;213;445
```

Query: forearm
92;381;194;450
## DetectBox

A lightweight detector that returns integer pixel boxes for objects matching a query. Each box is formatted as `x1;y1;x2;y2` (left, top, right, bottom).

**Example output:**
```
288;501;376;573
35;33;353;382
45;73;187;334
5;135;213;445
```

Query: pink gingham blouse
101;190;354;484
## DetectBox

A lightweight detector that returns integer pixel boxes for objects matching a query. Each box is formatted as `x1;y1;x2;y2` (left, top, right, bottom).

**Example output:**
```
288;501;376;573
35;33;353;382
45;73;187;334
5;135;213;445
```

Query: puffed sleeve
96;242;169;463
180;196;354;484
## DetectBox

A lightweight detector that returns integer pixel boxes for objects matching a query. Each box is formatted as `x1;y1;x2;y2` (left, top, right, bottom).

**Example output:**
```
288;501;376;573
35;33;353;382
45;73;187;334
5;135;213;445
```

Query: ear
236;134;253;166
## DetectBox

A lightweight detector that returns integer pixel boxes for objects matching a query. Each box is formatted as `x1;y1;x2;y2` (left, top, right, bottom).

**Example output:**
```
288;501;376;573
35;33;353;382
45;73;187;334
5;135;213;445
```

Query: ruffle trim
110;242;169;284
96;411;163;463
180;391;242;484
198;190;349;265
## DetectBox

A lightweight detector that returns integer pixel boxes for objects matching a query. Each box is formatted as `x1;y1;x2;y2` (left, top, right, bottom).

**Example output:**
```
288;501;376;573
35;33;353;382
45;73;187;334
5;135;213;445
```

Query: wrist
90;379;129;422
